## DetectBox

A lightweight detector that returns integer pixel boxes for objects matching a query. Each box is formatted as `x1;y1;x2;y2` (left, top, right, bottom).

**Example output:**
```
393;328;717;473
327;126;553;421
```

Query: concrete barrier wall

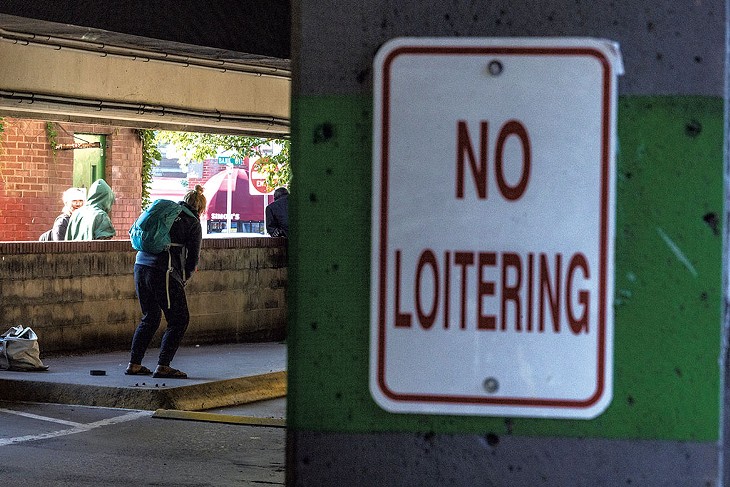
290;1;725;485
0;238;287;354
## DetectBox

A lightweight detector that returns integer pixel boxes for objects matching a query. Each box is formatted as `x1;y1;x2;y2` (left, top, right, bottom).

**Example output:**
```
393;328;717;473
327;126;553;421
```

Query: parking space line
0;410;150;447
0;408;85;427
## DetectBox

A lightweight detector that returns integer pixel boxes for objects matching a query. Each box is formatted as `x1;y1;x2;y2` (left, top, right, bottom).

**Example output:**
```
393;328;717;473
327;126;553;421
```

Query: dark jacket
265;194;288;237
134;202;202;282
39;212;70;241
51;213;71;241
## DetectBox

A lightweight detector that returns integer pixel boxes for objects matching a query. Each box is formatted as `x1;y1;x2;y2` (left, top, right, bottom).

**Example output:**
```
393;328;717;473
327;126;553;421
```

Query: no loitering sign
370;38;623;419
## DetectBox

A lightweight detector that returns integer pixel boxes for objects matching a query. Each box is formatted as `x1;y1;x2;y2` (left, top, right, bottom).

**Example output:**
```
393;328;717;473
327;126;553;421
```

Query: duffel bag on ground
0;326;49;371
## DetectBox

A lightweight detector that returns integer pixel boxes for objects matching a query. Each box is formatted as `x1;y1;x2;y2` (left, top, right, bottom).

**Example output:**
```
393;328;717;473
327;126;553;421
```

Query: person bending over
125;185;207;379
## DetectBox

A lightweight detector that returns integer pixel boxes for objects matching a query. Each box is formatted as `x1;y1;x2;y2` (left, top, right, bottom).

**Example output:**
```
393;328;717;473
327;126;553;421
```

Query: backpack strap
180;205;197;219
163;205;196;308
164;243;185;309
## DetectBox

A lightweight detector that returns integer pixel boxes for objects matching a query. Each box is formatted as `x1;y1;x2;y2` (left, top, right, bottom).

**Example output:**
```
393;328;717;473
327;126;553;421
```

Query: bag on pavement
0;326;49;371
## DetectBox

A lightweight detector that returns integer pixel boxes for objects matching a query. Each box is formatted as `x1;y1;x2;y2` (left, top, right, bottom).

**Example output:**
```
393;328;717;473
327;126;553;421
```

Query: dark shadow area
0;0;290;60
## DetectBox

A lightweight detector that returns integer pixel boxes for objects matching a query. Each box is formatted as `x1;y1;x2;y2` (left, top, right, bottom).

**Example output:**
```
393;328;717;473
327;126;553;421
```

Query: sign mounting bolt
487;60;503;76
483;377;499;393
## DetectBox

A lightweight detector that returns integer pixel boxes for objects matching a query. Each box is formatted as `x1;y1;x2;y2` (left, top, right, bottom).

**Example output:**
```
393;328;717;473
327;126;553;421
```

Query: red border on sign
376;45;612;409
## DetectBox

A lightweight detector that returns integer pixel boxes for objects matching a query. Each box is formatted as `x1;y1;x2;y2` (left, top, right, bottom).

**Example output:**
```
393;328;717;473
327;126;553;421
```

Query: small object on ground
153;365;188;379
90;369;106;376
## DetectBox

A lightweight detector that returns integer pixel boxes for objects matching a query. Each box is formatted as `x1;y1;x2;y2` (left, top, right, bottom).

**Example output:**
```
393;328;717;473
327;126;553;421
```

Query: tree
154;131;290;191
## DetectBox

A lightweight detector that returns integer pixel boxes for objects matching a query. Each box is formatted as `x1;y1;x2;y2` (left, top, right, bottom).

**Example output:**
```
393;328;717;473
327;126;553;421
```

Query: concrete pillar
288;1;727;485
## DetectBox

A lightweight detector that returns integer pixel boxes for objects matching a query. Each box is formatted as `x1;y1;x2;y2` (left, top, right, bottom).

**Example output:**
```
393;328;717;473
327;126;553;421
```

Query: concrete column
288;1;727;485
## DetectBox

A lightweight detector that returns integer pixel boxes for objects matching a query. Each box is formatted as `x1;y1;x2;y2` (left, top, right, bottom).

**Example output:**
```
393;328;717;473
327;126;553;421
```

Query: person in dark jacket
125;185;207;379
265;187;289;237
39;187;86;241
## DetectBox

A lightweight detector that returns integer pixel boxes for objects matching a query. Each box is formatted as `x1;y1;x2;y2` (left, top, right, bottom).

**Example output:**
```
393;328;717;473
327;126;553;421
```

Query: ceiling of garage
0;1;291;136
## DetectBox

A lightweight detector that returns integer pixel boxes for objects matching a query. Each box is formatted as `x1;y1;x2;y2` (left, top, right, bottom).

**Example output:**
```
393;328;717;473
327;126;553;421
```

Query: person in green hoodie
65;179;116;240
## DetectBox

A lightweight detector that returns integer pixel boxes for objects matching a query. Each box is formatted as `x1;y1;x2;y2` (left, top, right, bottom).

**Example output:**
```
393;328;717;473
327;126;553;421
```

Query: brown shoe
152;365;187;379
125;364;152;375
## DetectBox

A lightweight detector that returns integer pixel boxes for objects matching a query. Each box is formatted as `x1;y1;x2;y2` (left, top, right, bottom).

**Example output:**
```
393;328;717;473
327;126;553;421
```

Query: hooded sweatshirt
65;179;116;240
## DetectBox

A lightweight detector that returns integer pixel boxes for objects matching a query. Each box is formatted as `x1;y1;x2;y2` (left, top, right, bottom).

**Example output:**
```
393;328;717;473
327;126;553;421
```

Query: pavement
0;342;287;415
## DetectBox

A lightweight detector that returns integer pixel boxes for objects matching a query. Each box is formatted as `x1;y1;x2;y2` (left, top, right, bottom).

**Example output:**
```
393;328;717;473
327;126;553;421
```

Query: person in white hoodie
39;186;86;241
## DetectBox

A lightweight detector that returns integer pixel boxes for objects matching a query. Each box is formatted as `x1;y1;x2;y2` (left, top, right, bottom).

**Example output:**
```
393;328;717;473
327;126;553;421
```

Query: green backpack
129;199;196;254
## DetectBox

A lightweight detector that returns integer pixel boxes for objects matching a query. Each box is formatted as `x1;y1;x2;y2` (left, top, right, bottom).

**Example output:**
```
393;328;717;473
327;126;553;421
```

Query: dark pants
130;264;189;367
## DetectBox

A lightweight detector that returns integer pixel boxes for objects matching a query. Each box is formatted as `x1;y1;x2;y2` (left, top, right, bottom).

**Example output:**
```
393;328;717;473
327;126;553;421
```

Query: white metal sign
370;38;622;419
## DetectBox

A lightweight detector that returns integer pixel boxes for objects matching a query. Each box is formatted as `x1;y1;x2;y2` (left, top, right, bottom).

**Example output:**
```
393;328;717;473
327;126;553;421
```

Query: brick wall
0;118;142;241
188;157;230;189
0;119;59;241
0;237;287;353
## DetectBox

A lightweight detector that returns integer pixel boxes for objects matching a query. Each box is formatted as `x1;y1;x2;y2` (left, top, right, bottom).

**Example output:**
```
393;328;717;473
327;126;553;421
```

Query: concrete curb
153;409;286;427
0;371;287;411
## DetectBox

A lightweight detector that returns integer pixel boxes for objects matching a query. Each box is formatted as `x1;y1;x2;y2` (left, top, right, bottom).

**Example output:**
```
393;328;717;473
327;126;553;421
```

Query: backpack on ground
129;199;196;254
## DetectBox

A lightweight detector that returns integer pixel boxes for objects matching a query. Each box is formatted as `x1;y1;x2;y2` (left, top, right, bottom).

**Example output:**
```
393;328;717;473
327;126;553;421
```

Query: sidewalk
0;342;287;412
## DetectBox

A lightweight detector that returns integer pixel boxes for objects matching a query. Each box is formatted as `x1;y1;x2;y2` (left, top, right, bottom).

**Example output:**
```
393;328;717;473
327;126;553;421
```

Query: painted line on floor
0;408;84;427
153;409;286;427
0;410;150;447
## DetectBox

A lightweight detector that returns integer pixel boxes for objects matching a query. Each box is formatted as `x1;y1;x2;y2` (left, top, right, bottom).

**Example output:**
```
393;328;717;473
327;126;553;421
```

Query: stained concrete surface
0;342;287;411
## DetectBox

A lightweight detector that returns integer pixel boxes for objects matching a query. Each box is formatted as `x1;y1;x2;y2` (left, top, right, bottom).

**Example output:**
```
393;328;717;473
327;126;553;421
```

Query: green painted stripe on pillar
288;94;723;441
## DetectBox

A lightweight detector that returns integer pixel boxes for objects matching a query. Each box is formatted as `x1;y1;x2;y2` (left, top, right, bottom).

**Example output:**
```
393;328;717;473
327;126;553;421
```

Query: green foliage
137;129;161;209
254;139;291;190
45;122;58;157
155;131;291;190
